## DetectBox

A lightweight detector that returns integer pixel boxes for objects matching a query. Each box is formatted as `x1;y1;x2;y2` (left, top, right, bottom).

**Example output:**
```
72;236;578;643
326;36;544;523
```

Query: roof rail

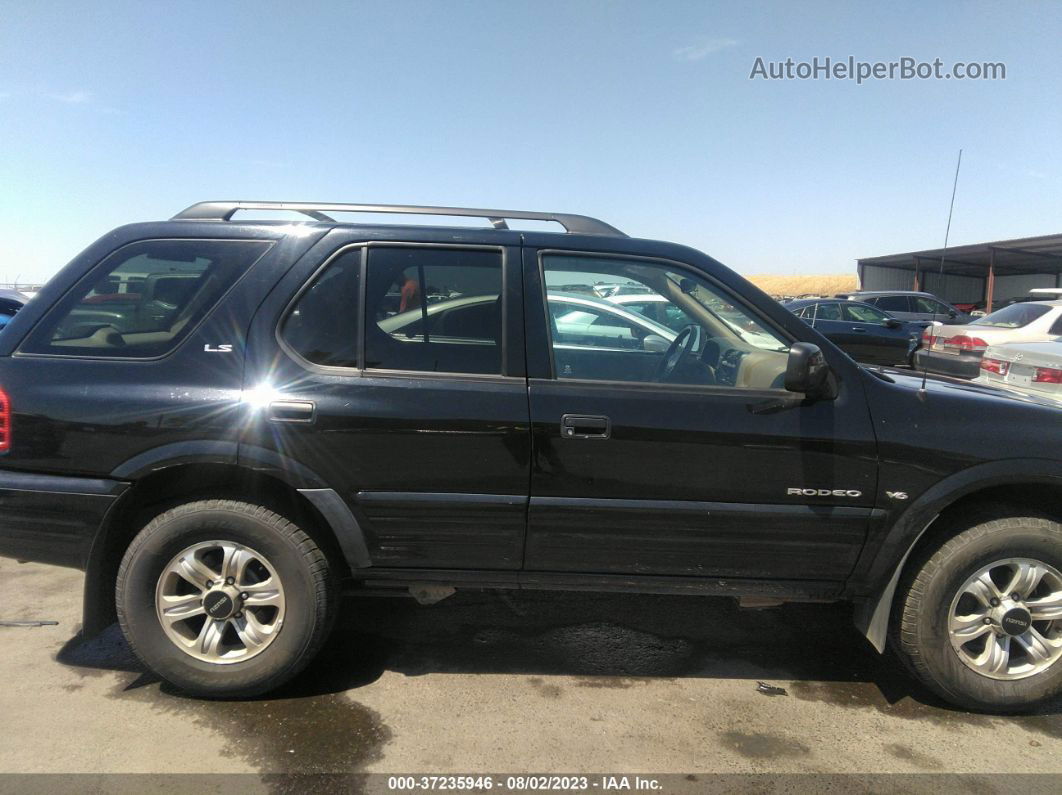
172;201;626;237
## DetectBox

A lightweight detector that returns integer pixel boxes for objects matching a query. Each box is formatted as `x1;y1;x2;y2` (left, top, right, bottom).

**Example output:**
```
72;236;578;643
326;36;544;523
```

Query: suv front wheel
892;510;1062;712
116;500;336;697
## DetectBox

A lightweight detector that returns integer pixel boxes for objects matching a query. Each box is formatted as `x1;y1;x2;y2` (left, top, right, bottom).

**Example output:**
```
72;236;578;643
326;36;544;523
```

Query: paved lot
0;556;1059;783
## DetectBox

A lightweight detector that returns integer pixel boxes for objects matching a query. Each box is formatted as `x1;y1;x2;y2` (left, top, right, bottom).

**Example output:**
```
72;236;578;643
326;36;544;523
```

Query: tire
891;508;1062;712
116;499;336;697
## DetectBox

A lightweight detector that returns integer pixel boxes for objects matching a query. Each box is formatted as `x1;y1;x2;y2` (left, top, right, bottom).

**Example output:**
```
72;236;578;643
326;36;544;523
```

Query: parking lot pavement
0;556;1060;781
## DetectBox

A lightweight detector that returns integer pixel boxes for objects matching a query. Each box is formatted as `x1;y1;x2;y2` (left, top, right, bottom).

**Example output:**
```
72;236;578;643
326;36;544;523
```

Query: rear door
522;246;879;583
869;295;917;323
241;231;531;570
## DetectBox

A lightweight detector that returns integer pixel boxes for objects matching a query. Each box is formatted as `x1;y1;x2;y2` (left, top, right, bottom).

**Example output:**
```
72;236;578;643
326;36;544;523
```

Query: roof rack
172;201;626;237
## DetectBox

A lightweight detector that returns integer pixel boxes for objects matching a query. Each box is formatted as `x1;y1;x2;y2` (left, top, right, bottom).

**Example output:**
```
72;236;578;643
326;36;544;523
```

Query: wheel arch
854;459;1062;653
84;460;370;636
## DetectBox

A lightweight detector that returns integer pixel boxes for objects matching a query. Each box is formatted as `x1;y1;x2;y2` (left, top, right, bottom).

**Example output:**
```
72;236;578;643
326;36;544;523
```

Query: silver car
840;290;972;326
975;338;1062;404
379;292;678;352
913;300;1062;379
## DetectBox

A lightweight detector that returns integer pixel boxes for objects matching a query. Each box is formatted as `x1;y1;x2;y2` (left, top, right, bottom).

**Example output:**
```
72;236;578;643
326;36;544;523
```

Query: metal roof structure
858;232;1062;311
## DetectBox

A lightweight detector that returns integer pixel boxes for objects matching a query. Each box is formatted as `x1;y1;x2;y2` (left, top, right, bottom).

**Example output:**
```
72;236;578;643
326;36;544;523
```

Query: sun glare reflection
240;382;282;410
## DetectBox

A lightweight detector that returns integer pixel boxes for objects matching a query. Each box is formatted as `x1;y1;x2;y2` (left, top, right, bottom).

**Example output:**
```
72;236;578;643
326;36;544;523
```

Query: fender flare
83;442;371;636
110;440;239;480
854;458;1062;652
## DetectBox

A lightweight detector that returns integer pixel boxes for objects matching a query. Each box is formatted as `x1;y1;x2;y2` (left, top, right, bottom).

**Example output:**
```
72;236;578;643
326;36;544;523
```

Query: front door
523;249;878;582
242;235;531;570
841;302;914;365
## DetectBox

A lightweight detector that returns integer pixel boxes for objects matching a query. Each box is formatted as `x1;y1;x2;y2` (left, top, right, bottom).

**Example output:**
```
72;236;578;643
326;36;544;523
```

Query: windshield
972;303;1052;329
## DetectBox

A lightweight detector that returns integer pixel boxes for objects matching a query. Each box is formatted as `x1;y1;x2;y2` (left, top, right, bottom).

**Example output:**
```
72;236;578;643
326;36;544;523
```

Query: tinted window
23;239;270;357
366;247;502;374
806;302;842;321
845;303;890;324
871;295;911;313
913;297;952;315
542;256;789;388
1050;315;1062;336
973;302;1052;329
281;249;362;368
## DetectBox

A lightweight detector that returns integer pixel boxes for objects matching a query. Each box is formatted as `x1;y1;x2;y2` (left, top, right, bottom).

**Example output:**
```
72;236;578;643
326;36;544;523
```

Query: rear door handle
268;400;316;423
561;414;610;439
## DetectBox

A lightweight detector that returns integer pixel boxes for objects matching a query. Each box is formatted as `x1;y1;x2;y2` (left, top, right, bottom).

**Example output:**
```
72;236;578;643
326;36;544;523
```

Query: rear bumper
0;470;127;569
913;349;982;379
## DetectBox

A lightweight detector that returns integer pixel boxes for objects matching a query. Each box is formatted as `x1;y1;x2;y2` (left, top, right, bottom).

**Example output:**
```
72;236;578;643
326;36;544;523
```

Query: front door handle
268;400;316;423
851;327;868;333
561;414;610;439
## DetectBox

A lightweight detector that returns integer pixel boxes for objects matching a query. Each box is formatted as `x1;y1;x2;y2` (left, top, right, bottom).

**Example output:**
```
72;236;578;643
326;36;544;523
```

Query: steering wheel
654;324;702;382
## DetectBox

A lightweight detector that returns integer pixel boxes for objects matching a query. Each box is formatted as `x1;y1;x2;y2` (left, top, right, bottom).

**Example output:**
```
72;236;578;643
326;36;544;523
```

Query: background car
975;338;1062;403
783;298;919;366
607;292;784;351
836;290;971;326
913;299;1062;378
606;292;691;332
0;288;27;331
379;291;679;354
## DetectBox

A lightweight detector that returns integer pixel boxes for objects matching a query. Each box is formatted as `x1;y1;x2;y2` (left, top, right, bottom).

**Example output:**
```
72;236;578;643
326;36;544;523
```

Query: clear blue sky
1;0;1059;283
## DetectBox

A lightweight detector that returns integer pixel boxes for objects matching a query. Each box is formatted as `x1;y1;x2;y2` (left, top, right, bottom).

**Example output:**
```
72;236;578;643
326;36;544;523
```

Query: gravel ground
0;557;1059;790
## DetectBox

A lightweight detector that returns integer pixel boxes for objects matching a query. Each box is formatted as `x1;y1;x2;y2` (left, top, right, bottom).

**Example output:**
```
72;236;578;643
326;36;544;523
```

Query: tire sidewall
915;526;1062;710
120;505;321;695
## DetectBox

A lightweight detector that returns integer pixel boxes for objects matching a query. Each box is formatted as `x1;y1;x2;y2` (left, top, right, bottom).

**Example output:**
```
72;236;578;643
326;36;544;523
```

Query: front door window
542;255;790;389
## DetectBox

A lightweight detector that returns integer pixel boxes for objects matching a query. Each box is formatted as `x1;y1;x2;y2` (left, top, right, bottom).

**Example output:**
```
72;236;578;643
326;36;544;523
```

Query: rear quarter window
21;239;271;358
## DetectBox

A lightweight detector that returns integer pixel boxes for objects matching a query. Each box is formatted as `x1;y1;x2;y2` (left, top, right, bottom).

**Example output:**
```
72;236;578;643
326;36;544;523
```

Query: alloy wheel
948;558;1062;680
154;540;286;664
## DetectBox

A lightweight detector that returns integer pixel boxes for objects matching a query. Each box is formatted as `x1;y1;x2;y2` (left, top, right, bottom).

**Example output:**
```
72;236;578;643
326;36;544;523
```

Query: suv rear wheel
892;510;1062;712
116;500;336;697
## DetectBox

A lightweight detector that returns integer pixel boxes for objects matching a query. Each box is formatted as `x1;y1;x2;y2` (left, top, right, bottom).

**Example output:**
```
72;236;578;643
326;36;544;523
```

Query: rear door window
845;303;891;324
807;302;842;321
871;295;912;313
365;247;503;374
280;248;362;369
22;239;271;358
914;297;953;315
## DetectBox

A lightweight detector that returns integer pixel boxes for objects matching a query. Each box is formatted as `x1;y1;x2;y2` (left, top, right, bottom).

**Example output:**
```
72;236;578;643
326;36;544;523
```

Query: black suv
1;201;1060;711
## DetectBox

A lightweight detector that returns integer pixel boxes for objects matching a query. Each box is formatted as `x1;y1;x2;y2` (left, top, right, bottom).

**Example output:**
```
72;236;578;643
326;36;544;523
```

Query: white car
607;292;784;351
379;292;679;351
913;299;1062;379
975;338;1062;404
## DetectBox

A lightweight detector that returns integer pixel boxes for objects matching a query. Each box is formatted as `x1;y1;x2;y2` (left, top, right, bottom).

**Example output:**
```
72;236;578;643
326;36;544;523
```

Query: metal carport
858;233;1062;312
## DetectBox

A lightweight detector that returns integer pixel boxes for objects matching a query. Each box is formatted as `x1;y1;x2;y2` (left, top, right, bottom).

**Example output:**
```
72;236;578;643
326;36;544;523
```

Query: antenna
920;148;963;394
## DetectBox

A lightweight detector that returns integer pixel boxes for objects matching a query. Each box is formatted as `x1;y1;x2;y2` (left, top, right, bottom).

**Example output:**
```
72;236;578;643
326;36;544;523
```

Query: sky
1;0;1060;284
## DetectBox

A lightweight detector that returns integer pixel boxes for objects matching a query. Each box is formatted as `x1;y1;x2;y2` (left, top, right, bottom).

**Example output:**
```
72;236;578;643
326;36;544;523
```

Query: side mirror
948;309;957;318
642;334;670;353
884;317;902;329
784;342;836;399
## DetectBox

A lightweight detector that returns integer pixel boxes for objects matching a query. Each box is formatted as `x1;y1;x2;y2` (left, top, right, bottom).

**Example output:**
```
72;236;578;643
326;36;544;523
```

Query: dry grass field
747;273;858;298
